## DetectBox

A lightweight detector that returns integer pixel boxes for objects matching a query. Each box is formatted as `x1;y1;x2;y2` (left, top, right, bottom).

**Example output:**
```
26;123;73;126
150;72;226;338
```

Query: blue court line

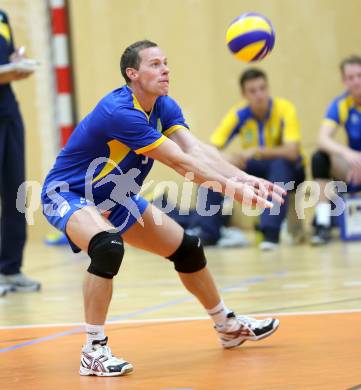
0;271;286;354
108;273;285;322
0;328;83;353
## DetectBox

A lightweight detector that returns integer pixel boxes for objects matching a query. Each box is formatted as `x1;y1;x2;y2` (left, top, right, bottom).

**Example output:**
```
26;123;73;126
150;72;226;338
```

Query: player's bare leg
67;207;115;324
123;204;280;348
66;206;133;376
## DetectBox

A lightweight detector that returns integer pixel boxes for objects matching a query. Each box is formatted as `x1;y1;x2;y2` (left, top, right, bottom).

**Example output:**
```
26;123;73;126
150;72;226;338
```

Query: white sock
316;202;331;227
207;300;232;326
85;323;106;347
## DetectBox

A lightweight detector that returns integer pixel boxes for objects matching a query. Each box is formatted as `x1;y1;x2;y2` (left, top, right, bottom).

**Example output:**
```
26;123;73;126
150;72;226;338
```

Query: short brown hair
239;68;267;90
120;40;158;84
340;55;361;74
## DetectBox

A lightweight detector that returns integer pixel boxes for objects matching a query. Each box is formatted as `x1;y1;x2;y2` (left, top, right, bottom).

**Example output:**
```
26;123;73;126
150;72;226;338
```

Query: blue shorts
41;190;148;252
347;183;361;193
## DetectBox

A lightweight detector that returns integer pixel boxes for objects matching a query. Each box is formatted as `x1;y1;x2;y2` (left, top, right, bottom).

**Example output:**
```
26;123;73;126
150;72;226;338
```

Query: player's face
242;77;269;110
342;64;361;98
136;47;170;96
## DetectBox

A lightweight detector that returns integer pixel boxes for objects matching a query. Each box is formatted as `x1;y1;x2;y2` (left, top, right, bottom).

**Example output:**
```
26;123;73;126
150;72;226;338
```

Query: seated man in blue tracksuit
311;55;361;245
210;68;305;250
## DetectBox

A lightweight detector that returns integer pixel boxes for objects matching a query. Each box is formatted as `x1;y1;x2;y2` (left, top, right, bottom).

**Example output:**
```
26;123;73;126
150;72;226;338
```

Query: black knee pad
312;150;331;179
87;231;124;279
166;233;207;273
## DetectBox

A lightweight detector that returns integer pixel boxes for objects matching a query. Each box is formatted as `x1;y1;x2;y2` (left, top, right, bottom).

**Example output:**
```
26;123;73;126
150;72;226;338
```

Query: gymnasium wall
68;0;361;184
3;0;361;237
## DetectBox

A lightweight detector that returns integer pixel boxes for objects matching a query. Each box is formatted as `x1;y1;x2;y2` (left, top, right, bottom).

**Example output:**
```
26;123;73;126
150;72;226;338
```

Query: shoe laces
237;315;271;329
95;344;112;356
92;344;126;366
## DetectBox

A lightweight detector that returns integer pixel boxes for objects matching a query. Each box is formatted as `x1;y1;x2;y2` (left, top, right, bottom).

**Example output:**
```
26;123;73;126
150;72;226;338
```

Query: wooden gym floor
1;239;361;389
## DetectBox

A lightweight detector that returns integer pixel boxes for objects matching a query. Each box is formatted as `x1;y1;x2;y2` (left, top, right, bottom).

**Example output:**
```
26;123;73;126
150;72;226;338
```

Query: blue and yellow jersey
0;10;18;117
210;98;301;150
323;92;361;151
43;85;188;202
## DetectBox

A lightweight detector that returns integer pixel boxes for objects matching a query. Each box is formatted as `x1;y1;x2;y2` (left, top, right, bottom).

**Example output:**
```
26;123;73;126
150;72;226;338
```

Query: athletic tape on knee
166;233;207;273
87;231;124;279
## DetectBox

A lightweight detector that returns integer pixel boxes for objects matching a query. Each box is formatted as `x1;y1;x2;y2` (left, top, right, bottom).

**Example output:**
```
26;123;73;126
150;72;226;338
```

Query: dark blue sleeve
324;98;340;124
0;10;14;65
159;96;189;136
0;36;9;65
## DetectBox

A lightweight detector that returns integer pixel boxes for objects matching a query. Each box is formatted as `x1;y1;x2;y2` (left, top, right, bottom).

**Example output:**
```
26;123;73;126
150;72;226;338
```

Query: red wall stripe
51;7;68;35
51;2;75;146
56;67;72;93
60;125;74;146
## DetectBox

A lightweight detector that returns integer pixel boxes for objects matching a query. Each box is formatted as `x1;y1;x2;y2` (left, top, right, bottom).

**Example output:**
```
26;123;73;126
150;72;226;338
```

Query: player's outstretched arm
199;142;285;204
144;137;276;209
167;128;285;205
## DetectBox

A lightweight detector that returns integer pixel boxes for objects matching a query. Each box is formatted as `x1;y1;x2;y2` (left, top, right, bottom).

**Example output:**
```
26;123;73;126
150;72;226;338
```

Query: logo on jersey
156;118;163;133
244;129;254;143
79;197;88;205
351;113;359;125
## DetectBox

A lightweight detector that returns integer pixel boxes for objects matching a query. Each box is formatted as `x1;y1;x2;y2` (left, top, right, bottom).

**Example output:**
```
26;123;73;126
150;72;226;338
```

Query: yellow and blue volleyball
226;12;275;62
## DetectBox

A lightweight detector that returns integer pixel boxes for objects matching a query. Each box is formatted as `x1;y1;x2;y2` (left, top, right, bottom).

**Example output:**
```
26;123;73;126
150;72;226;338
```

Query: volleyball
226;12;275;62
